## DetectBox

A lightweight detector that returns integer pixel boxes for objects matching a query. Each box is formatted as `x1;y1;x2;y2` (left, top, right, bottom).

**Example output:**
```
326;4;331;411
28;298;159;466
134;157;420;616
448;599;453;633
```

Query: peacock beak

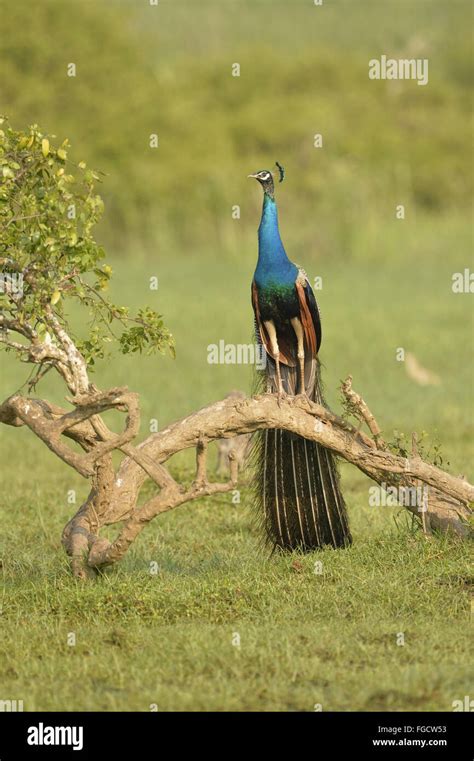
248;173;259;179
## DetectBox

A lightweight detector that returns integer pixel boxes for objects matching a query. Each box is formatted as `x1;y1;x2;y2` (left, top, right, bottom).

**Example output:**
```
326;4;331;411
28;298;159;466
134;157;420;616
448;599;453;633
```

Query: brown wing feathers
295;279;317;357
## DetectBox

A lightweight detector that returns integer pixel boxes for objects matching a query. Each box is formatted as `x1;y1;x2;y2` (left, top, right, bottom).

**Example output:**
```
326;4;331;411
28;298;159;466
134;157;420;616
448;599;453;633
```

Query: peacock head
248;163;284;198
248;169;275;197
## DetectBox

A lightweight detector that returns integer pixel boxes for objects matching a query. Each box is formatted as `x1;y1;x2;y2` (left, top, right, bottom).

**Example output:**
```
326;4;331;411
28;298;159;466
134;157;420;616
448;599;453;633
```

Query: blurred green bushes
2;0;472;255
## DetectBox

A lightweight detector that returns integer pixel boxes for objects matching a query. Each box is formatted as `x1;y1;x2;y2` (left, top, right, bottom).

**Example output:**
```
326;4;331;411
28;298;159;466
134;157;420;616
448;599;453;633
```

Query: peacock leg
264;319;284;398
290;316;306;395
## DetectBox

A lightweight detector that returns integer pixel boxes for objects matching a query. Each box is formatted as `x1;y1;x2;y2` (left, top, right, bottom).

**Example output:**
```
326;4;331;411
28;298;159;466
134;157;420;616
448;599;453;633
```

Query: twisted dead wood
1;377;472;578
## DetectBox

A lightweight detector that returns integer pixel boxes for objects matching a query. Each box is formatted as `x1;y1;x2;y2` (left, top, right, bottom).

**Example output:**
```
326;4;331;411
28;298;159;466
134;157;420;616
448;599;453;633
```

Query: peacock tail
251;357;352;551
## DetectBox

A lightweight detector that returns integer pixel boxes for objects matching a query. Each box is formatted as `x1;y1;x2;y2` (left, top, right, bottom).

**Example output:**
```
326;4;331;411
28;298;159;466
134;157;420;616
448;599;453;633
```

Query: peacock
249;164;352;551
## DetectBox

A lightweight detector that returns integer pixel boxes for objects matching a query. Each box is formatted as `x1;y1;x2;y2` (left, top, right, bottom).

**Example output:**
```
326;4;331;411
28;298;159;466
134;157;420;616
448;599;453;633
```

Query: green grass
0;214;472;711
1;481;472;711
1;0;473;713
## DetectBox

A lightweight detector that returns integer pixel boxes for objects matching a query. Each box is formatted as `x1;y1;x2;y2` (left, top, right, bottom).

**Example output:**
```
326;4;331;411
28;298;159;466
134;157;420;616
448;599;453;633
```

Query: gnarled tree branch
1;377;472;579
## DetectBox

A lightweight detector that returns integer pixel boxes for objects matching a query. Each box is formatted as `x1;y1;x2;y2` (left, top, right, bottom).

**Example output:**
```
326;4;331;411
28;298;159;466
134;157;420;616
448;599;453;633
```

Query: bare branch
0;333;30;352
44;306;90;395
341;375;386;449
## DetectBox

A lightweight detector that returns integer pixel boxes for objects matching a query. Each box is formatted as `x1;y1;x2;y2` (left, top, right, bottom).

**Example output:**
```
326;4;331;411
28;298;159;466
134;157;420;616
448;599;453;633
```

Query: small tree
1;120;472;579
0;117;173;395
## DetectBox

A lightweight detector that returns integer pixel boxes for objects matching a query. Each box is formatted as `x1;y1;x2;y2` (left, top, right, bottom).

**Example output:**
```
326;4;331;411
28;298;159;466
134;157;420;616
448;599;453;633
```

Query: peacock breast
254;277;300;322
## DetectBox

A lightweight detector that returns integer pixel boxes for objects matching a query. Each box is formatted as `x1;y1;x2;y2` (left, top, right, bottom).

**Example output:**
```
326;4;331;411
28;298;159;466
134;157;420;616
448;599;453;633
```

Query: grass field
1;0;473;713
1;212;472;711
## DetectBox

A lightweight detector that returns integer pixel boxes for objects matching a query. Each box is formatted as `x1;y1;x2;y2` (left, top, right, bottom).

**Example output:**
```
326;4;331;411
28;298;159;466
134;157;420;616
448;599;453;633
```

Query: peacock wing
295;268;322;356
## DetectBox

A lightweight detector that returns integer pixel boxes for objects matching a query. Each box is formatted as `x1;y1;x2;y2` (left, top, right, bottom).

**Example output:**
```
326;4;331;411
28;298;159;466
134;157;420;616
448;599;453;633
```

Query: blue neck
257;194;290;270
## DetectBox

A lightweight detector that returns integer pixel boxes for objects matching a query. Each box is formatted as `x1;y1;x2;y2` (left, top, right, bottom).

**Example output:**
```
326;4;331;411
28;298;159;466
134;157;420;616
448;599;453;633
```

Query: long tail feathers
252;362;352;551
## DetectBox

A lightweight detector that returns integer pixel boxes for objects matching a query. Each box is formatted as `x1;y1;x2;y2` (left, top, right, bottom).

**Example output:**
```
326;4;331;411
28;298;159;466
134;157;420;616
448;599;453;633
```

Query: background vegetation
0;0;472;711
